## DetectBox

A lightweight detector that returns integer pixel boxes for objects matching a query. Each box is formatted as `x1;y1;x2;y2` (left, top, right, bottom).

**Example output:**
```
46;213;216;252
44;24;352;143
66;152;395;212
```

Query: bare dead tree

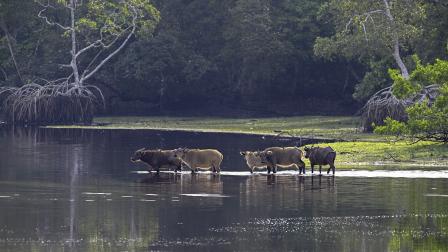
36;0;139;87
0;0;155;124
344;0;424;131
344;0;410;79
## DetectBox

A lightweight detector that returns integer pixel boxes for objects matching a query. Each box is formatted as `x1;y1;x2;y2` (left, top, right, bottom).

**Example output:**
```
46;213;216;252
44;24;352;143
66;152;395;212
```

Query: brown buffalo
131;148;182;174
304;146;336;175
173;148;223;173
256;147;305;174
240;151;266;173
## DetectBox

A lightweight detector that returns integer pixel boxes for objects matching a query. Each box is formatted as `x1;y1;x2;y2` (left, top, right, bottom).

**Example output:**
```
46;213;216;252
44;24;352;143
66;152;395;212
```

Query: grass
311;141;448;168
51;115;378;140
46;116;448;168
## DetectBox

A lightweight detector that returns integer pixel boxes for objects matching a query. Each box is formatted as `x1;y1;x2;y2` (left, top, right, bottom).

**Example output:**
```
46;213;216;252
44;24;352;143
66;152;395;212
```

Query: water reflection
0;127;447;251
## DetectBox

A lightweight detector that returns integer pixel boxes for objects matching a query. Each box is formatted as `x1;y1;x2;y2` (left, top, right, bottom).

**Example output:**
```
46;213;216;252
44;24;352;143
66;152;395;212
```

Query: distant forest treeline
0;0;447;116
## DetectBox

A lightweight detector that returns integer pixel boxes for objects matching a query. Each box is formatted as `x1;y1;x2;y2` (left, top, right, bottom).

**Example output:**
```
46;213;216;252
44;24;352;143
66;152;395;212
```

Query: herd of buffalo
131;146;337;175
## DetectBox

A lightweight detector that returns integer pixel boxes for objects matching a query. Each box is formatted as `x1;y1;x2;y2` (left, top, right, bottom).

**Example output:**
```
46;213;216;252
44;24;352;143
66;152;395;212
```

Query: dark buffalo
304;146;336;175
131;148;182;174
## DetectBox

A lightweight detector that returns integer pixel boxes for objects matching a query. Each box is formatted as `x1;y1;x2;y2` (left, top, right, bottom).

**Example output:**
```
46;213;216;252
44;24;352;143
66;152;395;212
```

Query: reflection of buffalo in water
131;148;182;174
137;172;181;183
304;146;336;175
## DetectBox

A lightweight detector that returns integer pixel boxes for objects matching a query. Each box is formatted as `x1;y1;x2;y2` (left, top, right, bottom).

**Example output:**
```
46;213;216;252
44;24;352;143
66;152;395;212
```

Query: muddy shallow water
0;127;447;251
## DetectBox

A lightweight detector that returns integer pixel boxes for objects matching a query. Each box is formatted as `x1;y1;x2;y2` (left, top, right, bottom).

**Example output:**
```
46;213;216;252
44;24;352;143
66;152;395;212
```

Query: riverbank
46;116;448;168
49;116;369;140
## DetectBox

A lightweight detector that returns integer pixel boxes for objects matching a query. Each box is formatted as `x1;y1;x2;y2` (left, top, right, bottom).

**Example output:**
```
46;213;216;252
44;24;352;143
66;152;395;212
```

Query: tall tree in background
223;0;285;98
8;0;441;117
0;1;41;86
315;0;426;78
0;0;159;124
97;0;361;115
314;0;429;130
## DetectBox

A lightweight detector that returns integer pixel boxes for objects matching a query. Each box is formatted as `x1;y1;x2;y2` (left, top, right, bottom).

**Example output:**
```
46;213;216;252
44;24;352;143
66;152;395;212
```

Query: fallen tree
360;84;439;131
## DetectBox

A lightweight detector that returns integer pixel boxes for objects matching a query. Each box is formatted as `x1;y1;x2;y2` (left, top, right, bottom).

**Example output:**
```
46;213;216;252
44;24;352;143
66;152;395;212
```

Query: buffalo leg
311;164;314;174
329;163;335;175
273;165;277;174
319;165;322;175
295;164;301;175
299;160;305;174
213;161;221;173
267;165;272;174
213;162;218;173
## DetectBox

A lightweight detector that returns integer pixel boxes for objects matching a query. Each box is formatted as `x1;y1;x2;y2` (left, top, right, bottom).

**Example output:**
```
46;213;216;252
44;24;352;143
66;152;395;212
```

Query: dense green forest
0;0;447;118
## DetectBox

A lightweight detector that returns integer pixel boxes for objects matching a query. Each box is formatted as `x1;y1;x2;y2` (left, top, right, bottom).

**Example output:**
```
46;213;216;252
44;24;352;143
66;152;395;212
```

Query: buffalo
256;147;306;174
240;151;267;173
173;148;223;173
131;148;182;174
304;146;336;175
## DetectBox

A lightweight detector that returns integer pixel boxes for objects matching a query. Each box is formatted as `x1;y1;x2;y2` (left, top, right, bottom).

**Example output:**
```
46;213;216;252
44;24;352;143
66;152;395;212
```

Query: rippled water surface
0;128;447;251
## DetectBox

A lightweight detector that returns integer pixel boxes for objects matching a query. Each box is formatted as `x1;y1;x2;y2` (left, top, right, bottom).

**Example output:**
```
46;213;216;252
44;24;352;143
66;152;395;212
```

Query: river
0;127;447;251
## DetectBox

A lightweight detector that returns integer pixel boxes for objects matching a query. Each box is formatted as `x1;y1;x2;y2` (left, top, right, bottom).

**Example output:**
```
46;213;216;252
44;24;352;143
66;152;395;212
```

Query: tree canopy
375;56;448;143
0;0;447;122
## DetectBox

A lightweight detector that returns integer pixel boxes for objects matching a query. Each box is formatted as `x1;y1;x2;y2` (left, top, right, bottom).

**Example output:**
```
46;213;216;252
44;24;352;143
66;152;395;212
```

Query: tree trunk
383;0;409;79
70;0;81;86
0;19;24;84
159;72;166;110
0;66;8;81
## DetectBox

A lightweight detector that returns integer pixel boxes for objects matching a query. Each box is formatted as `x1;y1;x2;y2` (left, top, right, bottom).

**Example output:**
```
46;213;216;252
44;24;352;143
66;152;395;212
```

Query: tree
315;0;426;79
222;0;287;98
374;56;448;143
0;0;42;86
99;0;362;114
314;0;430;131
0;0;159;124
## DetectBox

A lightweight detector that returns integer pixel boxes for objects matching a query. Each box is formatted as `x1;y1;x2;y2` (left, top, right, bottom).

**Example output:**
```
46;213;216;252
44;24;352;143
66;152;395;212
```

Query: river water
0;127;447;251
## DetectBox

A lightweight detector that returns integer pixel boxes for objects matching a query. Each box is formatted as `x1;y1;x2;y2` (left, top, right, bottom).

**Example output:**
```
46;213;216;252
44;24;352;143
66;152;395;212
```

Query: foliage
313;0;445;102
353;58;394;102
1;0;448;118
375;57;448;142
314;0;425;61
0;0;159;124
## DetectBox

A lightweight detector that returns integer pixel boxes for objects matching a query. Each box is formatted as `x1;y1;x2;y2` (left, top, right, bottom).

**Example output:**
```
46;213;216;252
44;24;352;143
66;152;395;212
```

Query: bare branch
58;64;72;69
81;7;138;83
37;3;72;31
75;40;102;58
80;48;105;78
0;66;8;81
345;9;389;39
